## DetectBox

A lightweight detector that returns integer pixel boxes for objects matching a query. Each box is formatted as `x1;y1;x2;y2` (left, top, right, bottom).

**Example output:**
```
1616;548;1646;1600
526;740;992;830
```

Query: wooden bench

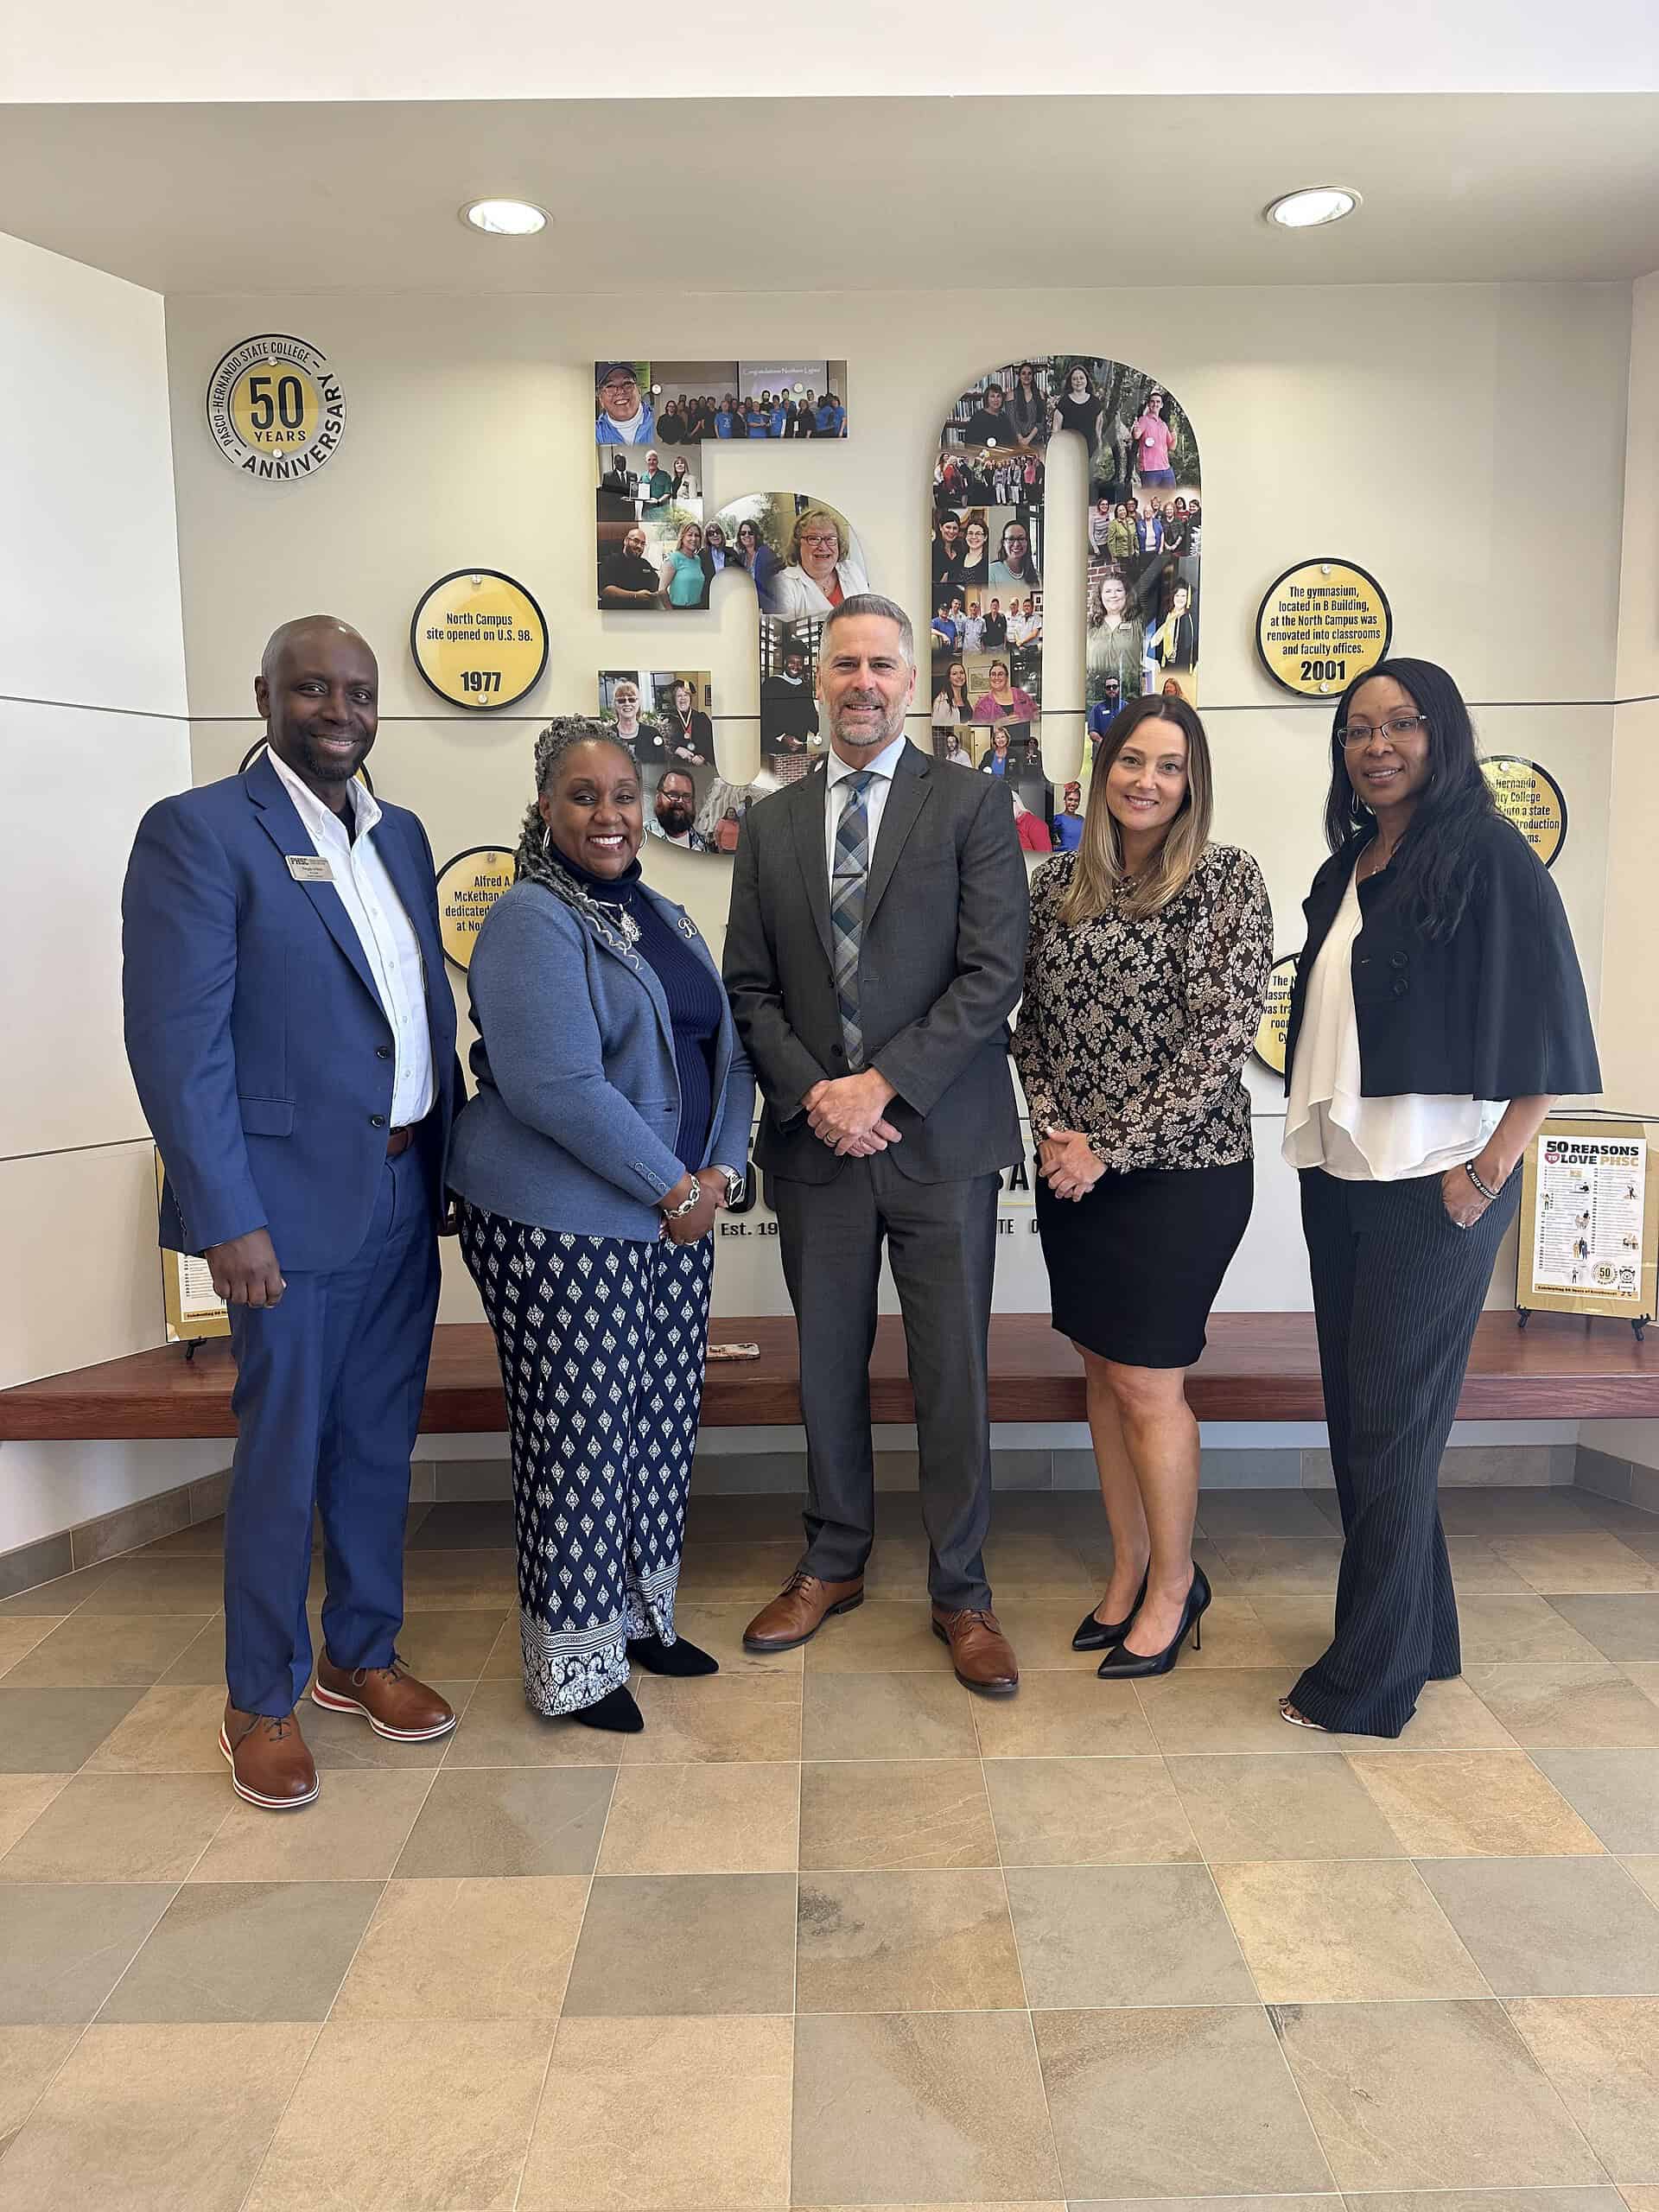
2;1311;1656;1440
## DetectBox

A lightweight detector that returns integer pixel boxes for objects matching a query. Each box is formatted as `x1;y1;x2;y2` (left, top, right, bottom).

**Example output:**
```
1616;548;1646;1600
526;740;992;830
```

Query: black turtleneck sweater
548;850;723;1165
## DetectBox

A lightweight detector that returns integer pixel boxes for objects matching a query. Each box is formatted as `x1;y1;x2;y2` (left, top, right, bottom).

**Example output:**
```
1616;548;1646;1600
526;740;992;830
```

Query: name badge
285;855;333;882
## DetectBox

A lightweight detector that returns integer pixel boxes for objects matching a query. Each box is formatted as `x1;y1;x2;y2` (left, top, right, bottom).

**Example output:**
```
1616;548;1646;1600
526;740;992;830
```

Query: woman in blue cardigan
448;719;754;1733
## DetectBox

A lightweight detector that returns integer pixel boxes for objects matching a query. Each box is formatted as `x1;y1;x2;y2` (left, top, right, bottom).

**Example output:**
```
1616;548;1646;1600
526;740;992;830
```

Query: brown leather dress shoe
219;1702;320;1810
742;1571;864;1653
931;1605;1020;1695
311;1651;456;1741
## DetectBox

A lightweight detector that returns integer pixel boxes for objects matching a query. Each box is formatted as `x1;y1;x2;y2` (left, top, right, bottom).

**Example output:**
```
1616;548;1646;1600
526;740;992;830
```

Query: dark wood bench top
2;1311;1655;1440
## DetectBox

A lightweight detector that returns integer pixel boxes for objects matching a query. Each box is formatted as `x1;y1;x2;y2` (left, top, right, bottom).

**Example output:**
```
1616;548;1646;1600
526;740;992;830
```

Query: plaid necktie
830;769;876;1070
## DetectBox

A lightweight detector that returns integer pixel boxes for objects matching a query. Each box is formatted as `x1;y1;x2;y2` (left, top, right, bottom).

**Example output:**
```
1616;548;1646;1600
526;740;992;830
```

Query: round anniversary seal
206;334;347;483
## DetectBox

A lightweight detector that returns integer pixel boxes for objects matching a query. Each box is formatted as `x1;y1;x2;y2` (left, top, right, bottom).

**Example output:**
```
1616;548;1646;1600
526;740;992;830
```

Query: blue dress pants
223;1145;440;1715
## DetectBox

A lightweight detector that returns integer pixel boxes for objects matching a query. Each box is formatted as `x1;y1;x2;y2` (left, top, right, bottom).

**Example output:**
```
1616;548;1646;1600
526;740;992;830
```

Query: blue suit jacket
122;753;461;1271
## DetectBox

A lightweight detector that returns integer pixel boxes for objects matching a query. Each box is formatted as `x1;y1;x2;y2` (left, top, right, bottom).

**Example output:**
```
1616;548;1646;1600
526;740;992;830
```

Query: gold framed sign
1252;954;1299;1077
156;1154;230;1344
206;334;346;483
1516;1118;1656;1334
410;570;548;711
1481;755;1567;868
1256;560;1392;697
436;846;516;969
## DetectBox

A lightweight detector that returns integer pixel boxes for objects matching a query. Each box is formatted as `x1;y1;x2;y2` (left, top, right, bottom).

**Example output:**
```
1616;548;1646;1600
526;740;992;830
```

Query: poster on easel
156;1155;231;1344
1516;1118;1656;1332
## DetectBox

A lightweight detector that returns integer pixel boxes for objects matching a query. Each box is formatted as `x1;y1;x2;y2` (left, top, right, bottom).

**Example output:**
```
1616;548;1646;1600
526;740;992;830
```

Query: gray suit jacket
722;740;1028;1185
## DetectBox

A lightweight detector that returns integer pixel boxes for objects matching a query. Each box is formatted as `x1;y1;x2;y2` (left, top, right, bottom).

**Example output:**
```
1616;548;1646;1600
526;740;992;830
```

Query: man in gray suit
723;593;1029;1693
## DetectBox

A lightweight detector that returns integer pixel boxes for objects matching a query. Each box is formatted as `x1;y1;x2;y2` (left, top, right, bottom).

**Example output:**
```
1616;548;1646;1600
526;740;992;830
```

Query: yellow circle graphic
411;570;549;711
1482;756;1567;869
206;334;346;481
1256;561;1391;696
436;847;517;969
1253;954;1299;1077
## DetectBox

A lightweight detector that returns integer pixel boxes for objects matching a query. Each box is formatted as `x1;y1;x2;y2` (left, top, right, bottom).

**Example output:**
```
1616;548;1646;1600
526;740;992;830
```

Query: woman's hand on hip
1440;1164;1493;1230
1039;1129;1105;1204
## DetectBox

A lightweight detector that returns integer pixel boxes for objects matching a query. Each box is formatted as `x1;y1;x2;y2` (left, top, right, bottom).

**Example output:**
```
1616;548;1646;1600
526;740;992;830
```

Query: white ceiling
3;92;1657;296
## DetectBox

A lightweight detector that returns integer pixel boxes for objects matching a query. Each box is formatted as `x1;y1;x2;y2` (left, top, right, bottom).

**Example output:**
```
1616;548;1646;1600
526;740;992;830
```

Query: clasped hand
804;1070;903;1158
1039;1128;1104;1203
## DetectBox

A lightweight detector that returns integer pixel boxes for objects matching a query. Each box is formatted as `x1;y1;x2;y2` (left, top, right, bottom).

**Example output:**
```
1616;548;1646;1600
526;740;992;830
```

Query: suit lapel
372;807;444;1019
244;753;381;1011
863;743;931;930
790;764;834;962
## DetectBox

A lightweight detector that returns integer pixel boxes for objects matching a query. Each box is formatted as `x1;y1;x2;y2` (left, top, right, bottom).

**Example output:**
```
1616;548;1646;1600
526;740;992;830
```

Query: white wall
0;230;206;1550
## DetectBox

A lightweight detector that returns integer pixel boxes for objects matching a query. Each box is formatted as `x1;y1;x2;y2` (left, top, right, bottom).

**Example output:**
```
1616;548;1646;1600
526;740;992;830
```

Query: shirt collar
268;744;381;839
826;732;907;791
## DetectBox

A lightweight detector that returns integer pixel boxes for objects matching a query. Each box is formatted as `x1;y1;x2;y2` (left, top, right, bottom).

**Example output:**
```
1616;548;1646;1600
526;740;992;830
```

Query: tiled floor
2;1481;1658;2211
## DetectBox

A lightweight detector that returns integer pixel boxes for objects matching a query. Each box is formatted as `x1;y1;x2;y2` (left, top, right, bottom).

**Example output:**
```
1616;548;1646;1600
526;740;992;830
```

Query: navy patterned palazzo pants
457;1204;715;1716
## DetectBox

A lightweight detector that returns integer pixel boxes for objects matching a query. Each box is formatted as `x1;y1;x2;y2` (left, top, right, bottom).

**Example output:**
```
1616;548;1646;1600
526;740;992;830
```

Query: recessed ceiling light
1266;186;1360;231
461;198;549;237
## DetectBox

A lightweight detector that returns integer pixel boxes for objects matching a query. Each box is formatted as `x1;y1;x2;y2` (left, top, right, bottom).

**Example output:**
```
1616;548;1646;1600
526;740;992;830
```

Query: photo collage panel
598;667;758;861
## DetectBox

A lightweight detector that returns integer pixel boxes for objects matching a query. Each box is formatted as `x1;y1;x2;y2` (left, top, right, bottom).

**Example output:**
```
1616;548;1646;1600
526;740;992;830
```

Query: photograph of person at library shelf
759;501;868;618
594;359;655;444
760;626;822;755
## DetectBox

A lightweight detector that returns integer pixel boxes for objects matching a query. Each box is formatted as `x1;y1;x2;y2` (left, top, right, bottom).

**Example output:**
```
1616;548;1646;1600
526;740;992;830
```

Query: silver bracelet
1464;1160;1502;1204
661;1175;702;1220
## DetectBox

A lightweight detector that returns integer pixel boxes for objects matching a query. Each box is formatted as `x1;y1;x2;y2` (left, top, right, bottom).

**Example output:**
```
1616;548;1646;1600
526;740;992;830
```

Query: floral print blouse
1013;843;1274;1173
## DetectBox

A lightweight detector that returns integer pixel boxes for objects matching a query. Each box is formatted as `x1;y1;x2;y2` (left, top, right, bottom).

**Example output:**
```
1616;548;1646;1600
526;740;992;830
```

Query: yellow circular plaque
411;570;549;711
1256;561;1392;696
1481;756;1567;869
1253;954;1299;1077
206;334;346;482
436;848;517;969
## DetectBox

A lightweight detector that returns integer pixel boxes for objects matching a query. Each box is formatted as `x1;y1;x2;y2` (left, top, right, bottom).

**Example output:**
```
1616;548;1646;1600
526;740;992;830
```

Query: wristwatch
661;1175;702;1220
710;1165;747;1206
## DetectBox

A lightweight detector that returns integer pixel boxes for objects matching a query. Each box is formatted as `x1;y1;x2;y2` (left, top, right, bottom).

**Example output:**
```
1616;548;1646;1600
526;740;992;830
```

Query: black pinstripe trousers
1290;1164;1521;1738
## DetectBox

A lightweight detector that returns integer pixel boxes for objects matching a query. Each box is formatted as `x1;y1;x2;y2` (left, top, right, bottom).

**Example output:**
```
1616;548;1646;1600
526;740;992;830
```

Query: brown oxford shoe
931;1605;1020;1696
219;1701;320;1810
742;1570;864;1653
311;1651;456;1741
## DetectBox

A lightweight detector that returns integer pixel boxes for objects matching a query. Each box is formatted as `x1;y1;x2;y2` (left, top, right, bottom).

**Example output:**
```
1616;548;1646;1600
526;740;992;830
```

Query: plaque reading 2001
410;569;549;711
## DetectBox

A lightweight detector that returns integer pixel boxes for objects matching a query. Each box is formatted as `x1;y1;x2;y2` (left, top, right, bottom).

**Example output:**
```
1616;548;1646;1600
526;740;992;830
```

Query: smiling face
256;620;378;806
623;528;647;563
797;518;842;582
1067;368;1090;399
673;682;693;714
818;611;915;761
612;681;641;721
1001;524;1029;568
598;368;643;425
653;767;697;837
1340;673;1432;817
964;519;988;556
1106;715;1188;844
938;517;961;549
539;739;642;878
988;662;1012;696
1100;573;1128;620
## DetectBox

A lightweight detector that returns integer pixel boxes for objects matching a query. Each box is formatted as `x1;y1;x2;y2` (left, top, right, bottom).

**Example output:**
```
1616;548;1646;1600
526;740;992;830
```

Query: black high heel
1071;1569;1150;1652
1096;1566;1211;1680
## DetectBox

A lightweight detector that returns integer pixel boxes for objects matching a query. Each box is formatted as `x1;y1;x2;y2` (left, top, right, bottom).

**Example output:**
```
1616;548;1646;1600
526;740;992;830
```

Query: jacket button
1389;950;1409;969
370;1113;387;1128
1391;977;1408;999
376;1045;391;1059
831;1045;845;1060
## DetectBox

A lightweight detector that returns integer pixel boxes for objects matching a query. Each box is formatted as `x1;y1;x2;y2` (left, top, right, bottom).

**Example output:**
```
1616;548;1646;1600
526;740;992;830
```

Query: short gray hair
821;592;915;668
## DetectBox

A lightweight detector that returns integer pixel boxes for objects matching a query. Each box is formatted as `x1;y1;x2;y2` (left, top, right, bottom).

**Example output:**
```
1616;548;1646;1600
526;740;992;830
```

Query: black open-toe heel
1071;1569;1149;1651
1096;1566;1211;1680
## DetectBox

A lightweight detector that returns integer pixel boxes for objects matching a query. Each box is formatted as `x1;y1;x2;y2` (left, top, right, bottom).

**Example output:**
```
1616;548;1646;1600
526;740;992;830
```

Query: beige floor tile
81;1685;226;1773
0;1618;67;1679
803;1599;956;1671
973;1601;1099;1672
521;2013;791;2210
444;1677;623;1766
393;1766;614;1877
73;1559;230;1616
972;1673;1156;1758
1459;1596;1605;1663
1166;1753;1406;1859
1212;1538;1347;1595
620;1675;803;1763
0;1686;148;1770
859;1535;936;1598
664;1601;805;1683
1;1612;214;1688
0;1563;118;1618
1136;1670;1338;1756
1071;2201;1338;2212
675;1539;806;1602
1506;1997;1659;2182
99;1878;382;2023
0;1773;228;1884
0;2021;316;2212
1548;1598;1659;1662
1445;1539;1537;1592
1421;1855;1659;1997
1340;2194;1623;2212
156;1614;228;1685
0;1883;175;2024
1212;1857;1488;2001
1250;1595;1340;1668
1625;1662;1659;1706
1531;1750;1659;1854
597;1760;800;1874
1198;1491;1340;1541
243;2018;552;2211
1008;1860;1255;2005
480;1611;523;1677
190;1769;434;1880
1348;1750;1605;1856
1491;1534;1659;1594
1621;2190;1659;2210
795;2204;1065;2212
303;1678;473;1769
1033;2005;1333;2199
1628;1859;1659;1909
1166;1593;1289;1669
392;1607;512;1678
1334;1677;1517;1751
1467;1662;1659;1748
798;1757;997;1870
0;2024;80;2159
803;1671;980;1760
1272;1997;1605;2190
563;1872;798;2015
0;1774;70;1858
332;1874;588;2021
984;1754;1199;1866
978;1535;1095;1599
391;1548;518;1610
792;2010;1061;2204
798;1866;1024;2012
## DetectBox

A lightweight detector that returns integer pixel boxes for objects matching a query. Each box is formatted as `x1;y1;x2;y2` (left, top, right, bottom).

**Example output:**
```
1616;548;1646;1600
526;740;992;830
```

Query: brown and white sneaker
311;1650;456;1741
219;1702;321;1810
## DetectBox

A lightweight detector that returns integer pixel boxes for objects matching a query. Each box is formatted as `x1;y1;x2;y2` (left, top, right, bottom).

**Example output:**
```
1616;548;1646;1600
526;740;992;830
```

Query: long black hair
1323;657;1497;939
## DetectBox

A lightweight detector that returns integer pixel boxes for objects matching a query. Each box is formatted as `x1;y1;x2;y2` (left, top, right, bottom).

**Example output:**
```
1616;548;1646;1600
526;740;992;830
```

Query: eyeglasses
1337;714;1427;748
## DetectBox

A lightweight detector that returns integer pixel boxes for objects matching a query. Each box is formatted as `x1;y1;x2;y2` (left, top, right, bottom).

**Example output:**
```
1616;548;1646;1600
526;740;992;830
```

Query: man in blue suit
123;615;462;1810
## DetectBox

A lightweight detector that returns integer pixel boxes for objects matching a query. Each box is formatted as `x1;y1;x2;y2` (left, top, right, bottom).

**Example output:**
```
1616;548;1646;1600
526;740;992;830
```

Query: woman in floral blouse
1014;696;1272;1680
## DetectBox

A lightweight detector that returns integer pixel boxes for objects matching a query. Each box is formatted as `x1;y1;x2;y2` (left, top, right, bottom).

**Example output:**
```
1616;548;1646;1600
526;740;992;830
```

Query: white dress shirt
269;749;436;1127
823;730;907;882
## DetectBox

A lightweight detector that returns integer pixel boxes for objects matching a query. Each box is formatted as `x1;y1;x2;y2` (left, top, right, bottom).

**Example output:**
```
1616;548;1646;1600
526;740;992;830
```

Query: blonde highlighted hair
787;505;849;566
1060;696;1213;925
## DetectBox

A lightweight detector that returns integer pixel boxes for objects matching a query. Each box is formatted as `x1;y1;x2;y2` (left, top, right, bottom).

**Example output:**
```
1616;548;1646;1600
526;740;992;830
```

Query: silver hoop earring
541;824;553;858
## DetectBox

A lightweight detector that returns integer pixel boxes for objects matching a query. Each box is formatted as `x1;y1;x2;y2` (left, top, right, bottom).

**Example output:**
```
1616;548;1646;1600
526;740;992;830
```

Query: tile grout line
991;1762;1068;2202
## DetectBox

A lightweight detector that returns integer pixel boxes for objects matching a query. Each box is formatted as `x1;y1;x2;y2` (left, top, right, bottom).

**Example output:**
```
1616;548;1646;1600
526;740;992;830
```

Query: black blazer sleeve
1468;820;1600;1099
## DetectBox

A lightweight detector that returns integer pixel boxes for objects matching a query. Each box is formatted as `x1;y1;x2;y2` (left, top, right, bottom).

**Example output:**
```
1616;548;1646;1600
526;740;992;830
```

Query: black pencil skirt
1034;1156;1254;1369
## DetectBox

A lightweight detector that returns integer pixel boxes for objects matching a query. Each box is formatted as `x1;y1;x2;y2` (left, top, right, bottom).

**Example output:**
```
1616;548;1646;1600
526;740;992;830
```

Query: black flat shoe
572;1685;645;1732
1071;1570;1149;1651
1096;1567;1211;1680
628;1633;719;1678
